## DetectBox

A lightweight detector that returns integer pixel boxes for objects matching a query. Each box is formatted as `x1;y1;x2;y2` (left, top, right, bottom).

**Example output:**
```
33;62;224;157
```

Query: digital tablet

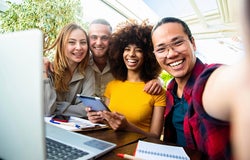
77;94;110;111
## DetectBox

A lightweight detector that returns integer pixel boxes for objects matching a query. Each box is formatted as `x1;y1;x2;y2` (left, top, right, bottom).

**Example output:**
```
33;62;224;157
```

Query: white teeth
169;60;183;67
95;47;103;50
74;52;82;56
128;59;137;63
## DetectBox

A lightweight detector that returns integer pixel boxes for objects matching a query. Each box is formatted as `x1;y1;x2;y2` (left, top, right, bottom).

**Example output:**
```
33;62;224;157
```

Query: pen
117;153;144;160
49;119;81;129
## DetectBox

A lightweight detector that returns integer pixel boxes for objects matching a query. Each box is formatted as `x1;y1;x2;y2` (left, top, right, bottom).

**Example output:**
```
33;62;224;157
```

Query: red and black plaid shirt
185;63;231;160
164;58;231;159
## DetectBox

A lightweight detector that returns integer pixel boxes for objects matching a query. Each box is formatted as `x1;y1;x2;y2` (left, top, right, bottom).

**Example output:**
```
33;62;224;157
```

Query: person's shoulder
199;63;222;79
84;65;94;73
205;63;222;69
105;80;122;91
107;79;122;85
153;87;166;97
81;65;95;79
88;53;94;66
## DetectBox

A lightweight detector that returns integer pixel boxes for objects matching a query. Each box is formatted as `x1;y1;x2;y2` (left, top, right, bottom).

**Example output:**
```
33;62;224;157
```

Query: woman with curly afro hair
86;20;166;138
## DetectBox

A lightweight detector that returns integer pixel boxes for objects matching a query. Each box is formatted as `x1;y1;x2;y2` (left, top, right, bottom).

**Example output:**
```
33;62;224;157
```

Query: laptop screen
0;29;45;160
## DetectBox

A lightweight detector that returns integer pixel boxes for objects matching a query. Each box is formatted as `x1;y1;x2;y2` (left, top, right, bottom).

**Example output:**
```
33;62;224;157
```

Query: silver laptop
0;29;116;160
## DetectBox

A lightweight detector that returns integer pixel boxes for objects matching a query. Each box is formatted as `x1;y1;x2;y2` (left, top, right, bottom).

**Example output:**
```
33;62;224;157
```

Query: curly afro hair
109;20;161;82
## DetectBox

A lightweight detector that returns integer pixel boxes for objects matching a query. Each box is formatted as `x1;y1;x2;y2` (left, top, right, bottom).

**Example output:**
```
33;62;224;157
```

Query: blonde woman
43;23;95;118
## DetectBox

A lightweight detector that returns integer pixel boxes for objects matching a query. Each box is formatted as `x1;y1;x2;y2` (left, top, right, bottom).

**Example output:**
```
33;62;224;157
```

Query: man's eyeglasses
89;35;109;42
154;39;187;58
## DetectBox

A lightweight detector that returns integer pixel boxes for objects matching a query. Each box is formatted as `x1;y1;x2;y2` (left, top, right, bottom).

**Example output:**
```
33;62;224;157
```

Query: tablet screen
77;95;110;111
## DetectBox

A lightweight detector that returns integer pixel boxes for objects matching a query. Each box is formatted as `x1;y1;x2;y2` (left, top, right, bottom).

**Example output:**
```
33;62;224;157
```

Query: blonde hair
45;23;90;92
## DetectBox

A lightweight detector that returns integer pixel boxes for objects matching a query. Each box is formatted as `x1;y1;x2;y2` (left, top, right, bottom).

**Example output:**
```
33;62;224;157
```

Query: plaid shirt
164;58;207;143
185;64;231;160
164;58;230;159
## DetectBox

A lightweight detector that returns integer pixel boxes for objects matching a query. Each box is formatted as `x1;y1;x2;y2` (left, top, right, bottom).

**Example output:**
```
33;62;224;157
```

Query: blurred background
0;0;244;65
0;0;245;86
80;0;244;65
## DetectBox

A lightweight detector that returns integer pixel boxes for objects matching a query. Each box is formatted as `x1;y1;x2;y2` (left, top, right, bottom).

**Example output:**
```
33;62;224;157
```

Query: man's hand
144;78;163;95
43;57;54;73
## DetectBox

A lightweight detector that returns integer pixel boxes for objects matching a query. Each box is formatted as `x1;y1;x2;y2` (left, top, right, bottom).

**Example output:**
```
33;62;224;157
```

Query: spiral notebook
134;140;190;160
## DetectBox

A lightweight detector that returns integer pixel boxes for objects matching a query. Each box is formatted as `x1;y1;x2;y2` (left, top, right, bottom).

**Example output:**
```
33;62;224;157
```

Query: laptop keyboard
46;137;89;160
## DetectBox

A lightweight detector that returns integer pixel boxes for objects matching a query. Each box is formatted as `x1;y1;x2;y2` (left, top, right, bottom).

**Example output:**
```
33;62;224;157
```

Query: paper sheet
134;140;190;160
44;116;108;131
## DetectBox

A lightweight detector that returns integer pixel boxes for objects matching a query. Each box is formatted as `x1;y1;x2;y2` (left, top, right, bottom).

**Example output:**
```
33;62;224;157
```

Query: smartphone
77;94;110;111
52;115;70;122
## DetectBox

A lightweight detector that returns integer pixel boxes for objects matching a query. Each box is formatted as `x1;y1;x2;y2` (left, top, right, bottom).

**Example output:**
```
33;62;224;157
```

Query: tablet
77;94;110;111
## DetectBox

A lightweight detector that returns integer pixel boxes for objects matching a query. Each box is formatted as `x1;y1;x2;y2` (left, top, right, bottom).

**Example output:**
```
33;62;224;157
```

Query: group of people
87;20;166;138
43;19;164;137
43;0;250;158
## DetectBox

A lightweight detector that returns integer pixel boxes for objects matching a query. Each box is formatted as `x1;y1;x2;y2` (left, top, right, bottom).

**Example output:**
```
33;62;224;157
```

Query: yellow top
104;80;166;132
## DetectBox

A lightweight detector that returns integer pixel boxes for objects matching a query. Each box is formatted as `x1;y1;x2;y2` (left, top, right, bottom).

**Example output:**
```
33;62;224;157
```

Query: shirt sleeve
43;78;57;116
153;88;166;107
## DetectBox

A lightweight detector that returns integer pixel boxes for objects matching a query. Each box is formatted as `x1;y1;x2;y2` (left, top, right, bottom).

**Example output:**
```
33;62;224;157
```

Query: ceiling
81;0;244;65
95;0;240;39
2;0;240;39
2;0;244;64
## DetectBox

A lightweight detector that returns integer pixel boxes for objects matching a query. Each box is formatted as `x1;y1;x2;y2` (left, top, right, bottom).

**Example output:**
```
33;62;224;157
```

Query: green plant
160;70;173;89
0;0;86;58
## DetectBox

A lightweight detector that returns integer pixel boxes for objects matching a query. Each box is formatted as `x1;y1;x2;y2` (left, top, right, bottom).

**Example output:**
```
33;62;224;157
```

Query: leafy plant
160;70;173;89
0;0;86;58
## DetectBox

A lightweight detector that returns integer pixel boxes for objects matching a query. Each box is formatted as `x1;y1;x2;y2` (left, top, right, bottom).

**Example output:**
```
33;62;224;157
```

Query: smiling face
152;22;197;81
88;23;111;58
123;44;144;72
65;29;88;66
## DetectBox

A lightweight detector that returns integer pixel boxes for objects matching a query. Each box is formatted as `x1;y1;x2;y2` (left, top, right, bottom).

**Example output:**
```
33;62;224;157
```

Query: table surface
78;128;204;160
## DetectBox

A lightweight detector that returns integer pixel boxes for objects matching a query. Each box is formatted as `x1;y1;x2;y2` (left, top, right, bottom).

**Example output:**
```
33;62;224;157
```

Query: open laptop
0;29;116;160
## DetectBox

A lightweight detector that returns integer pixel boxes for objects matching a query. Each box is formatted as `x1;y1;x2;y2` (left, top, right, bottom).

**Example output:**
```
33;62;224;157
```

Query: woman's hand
102;111;128;130
85;107;104;123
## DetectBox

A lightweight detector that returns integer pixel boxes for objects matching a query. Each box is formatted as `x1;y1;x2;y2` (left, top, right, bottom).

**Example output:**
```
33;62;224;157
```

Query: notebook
134;140;190;160
0;29;116;160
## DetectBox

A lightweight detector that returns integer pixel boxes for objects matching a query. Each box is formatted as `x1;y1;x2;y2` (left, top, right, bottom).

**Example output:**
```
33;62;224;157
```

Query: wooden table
81;128;146;148
79;128;204;160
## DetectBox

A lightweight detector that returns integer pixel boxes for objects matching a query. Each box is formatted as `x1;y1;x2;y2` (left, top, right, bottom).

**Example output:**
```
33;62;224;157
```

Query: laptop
0;29;116;160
